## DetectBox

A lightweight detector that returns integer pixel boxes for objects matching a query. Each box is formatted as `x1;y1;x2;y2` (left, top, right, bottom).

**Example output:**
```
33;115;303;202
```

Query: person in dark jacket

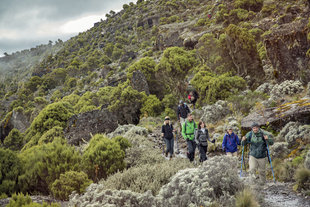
222;126;240;156
177;100;190;125
242;122;274;184
194;120;215;162
161;116;175;159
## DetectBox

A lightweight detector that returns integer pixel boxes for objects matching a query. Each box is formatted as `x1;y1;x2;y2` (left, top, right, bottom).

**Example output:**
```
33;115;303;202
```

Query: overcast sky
0;0;134;56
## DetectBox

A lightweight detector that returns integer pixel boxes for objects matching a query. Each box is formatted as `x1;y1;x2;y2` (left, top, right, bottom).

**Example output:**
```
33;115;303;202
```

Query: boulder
64;108;119;145
241;98;310;130
131;70;150;95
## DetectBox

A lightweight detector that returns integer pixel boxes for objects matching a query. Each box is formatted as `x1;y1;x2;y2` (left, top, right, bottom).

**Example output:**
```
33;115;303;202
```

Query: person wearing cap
241;122;274;184
222;126;240;156
182;113;197;162
177;100;190;126
161;116;175;159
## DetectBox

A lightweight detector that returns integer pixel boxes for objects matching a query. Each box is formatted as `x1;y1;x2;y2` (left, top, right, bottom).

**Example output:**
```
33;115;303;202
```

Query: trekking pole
266;142;276;183
240;145;244;178
243;145;247;171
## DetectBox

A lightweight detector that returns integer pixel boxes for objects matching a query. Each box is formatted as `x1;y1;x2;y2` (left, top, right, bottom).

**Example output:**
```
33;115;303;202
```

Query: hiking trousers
249;155;266;184
187;140;196;162
198;145;208;162
227;151;238;156
165;138;174;156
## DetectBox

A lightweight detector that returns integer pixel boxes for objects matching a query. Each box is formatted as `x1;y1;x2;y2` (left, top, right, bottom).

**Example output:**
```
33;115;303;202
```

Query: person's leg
257;157;266;184
165;138;169;157
249;156;258;183
227;152;233;156
192;141;197;161
170;138;174;157
187;140;194;162
232;151;238;157
200;145;207;162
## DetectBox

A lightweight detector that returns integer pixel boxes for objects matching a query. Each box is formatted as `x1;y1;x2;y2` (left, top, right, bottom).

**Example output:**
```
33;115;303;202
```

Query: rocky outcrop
241;98;310;129
264;18;310;83
130;70;150;95
64;108;119;145
200;100;231;124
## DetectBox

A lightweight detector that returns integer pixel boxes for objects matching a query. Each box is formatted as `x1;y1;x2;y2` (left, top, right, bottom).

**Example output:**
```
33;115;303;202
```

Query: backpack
198;129;208;146
248;129;273;143
184;120;197;135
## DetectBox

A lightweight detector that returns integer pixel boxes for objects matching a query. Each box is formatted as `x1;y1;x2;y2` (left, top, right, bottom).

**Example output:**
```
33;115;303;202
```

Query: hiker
194;120;215;162
222;126;240;156
191;90;198;109
161;116;175;159
177;100;190;125
188;92;193;104
182;113;197;162
241;122;274;184
207;13;212;19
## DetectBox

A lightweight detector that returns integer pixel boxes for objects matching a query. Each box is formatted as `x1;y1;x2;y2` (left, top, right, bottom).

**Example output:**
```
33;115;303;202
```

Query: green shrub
273;158;296;182
38;126;64;145
102;159;192;195
127;57;156;81
225;24;256;51
51;171;92;201
25;76;43;92
295;167;310;191
161;107;177;120
191;70;246;104
19;138;81;194
7;193;60;207
0;149;21;195
235;188;259;207
4;128;23;151
162;94;178;109
82;134;126;181
112;136;132;152
141;95;163;117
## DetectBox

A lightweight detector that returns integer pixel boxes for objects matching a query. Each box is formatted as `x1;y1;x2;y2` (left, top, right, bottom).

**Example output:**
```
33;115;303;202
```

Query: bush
82;134;126;181
7;193;60;207
51;171;92;201
191;70;246;104
127;57;156;82
38;126;64;145
295;167;310;191
141;95;163;117
0;149;21;195
4;128;23;151
234;0;264;12
112;136;132;152
18;138;81;194
235;188;259;207
102;159;191;195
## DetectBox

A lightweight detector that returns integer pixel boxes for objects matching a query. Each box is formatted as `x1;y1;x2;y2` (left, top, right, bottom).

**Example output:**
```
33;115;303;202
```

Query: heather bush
141;94;163;117
294;167;310;192
82;134;126;181
18;138;81;194
38;126;64;145
234;0;264;12
201;100;231;124
7;193;60;207
102;159;192;195
51;171;92;201
112;136;132;152
4;128;23;151
127;57;156;82
0;149;22;195
235;188;259;207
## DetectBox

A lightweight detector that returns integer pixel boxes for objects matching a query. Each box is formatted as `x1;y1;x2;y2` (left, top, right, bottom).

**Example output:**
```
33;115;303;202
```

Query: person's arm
194;129;199;144
241;132;250;146
161;125;165;138
182;123;187;140
236;135;241;145
186;105;190;113
263;133;274;146
222;134;226;150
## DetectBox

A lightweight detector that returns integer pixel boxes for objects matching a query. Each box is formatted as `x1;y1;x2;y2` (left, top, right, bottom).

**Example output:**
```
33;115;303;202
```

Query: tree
4;128;23;151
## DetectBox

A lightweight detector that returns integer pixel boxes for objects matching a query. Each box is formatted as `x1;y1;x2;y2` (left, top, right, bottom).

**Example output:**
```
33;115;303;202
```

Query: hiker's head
164;116;170;125
187;113;193;121
179;100;184;105
198;120;206;129
227;126;233;135
251;122;260;133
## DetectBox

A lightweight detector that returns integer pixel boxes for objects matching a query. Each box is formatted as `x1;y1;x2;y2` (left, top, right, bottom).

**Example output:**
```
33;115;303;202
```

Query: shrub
0;149;21;195
234;0;264;12
225;24;256;51
235;188;259;207
18;138;81;194
141;95;163;117
82;134;126;181
127;57;156;81
7;193;60;207
191;70;246;104
295;167;310;191
51;171;92;201
38;126;64;145
4;128;23;151
25;76;43;92
112;136;132;152
102;159;191;195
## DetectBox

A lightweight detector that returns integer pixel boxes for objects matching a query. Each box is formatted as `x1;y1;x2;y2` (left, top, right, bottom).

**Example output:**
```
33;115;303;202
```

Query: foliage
127;57;156;81
51;171;92;201
234;0;264;12
294;167;310;191
235;188;259;207
82;134;126;181
141;95;163;117
18;138;81;194
191;69;246;104
24;76;43;92
102;159;191;195
23;101;73;149
7;193;60;207
4;128;23;151
225;24;256;51
38;126;64;145
112;136;132;152
0;149;22;195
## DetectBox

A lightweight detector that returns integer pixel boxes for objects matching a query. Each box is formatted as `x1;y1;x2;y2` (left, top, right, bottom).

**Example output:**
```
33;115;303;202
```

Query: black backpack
197;129;208;146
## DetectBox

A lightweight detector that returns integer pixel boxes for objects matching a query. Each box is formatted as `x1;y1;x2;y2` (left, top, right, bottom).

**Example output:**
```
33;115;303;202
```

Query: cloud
0;0;134;55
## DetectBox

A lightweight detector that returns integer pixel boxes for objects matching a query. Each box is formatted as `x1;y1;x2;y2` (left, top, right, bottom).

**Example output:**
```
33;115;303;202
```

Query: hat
251;122;260;128
164;116;170;120
227;126;233;130
179;100;184;104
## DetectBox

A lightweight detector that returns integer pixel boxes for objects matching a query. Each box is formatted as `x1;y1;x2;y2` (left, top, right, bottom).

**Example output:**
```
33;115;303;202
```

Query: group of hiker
161;99;274;184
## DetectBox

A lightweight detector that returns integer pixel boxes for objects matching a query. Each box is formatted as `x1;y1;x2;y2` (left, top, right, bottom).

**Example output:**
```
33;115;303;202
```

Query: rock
64;108;119;145
264;18;310;83
201;100;231;124
107;71;127;87
241;98;310;130
270;142;290;159
304;150;310;170
131;70;150;95
276;122;310;147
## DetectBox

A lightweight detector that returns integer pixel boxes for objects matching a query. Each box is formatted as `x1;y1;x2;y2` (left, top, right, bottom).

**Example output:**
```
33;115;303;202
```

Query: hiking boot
165;152;168;157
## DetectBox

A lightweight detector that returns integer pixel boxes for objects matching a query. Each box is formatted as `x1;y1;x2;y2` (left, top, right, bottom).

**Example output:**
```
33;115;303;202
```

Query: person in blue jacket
222;126;240;156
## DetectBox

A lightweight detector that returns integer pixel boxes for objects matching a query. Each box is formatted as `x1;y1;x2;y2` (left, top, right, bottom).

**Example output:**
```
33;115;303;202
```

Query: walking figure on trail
177;100;190;125
161;116;175;159
194;120;215;162
182;113;197;162
241;122;274;185
222;126;240;156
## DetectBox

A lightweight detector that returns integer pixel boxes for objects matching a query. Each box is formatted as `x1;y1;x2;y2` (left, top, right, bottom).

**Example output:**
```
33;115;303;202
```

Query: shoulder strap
184;120;187;132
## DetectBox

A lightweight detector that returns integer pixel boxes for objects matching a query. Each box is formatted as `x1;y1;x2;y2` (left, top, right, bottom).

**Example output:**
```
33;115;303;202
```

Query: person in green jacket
182;113;197;162
242;122;274;185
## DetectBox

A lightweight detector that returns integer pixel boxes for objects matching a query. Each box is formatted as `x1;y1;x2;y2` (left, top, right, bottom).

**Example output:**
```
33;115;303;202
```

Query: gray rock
201;100;231;124
131;70;150;95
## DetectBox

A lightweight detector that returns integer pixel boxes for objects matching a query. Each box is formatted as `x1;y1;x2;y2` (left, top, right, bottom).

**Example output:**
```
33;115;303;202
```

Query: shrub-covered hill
0;0;310;205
